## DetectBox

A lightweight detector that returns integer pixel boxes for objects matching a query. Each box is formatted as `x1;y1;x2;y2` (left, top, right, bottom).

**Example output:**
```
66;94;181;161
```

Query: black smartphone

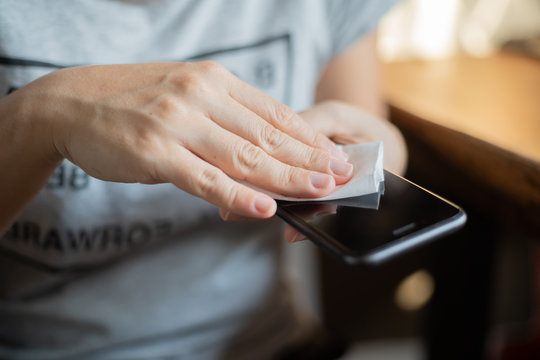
276;171;466;266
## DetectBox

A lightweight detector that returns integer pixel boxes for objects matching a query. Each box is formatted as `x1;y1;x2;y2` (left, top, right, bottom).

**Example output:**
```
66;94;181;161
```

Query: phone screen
276;171;466;265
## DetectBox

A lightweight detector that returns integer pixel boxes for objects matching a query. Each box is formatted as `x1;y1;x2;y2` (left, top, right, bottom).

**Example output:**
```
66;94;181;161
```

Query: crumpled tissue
244;141;384;201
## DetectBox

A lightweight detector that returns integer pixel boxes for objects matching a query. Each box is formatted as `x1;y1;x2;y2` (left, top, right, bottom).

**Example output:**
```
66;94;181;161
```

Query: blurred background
300;0;540;359
378;0;540;60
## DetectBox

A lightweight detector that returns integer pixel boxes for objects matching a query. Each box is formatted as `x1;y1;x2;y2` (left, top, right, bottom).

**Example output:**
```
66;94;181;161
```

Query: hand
299;100;408;175
18;61;353;219
219;100;407;223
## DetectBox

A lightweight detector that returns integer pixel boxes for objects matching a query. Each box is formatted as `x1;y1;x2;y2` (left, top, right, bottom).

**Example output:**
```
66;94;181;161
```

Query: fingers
208;101;353;185
228;78;348;161
330;133;367;145
142;64;353;218
284;225;307;243
183;120;337;198
158;146;276;219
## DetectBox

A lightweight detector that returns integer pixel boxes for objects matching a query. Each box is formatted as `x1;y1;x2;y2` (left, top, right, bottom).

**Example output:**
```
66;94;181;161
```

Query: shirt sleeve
324;0;400;56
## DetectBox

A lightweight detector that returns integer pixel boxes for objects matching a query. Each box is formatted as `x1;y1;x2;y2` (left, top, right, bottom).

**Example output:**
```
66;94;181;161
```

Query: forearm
312;32;407;174
0;89;62;235
315;32;386;118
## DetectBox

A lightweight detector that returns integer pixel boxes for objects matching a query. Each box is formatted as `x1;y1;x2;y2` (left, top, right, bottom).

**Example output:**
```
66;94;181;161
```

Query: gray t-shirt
0;1;397;359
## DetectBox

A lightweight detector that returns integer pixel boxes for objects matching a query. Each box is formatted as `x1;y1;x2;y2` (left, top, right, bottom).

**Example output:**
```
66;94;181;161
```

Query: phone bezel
276;172;467;266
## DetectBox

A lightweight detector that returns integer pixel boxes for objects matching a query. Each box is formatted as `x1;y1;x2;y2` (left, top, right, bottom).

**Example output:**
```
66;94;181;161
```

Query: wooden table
382;52;540;210
381;52;540;360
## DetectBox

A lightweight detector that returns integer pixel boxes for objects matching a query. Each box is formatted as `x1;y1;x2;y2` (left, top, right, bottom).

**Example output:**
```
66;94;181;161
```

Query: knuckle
194;167;222;198
305;147;329;168
198;60;228;76
271;103;297;130
314;132;331;148
259;124;286;151
167;71;212;97
151;94;181;118
166;70;195;89
223;185;243;210
278;165;297;187
234;142;264;176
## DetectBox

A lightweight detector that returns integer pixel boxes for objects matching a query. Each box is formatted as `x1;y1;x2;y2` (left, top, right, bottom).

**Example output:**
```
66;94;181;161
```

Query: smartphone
276;171;466;266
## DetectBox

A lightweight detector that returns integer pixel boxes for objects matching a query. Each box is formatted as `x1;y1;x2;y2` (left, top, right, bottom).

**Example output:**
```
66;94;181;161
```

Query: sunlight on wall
379;0;462;60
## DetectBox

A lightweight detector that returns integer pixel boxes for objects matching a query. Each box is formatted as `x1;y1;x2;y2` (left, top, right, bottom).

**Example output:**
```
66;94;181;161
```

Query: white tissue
243;142;384;201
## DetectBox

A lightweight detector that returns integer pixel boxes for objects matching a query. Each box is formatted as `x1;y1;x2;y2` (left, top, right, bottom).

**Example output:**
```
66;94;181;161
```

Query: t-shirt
0;1;397;359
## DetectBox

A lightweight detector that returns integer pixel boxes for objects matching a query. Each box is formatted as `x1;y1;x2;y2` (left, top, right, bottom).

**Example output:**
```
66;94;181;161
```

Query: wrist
8;78;67;165
0;82;65;235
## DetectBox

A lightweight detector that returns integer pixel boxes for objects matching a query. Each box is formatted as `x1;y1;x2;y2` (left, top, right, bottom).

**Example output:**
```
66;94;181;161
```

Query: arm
316;31;387;118
0;62;353;235
0;91;62;235
303;31;408;175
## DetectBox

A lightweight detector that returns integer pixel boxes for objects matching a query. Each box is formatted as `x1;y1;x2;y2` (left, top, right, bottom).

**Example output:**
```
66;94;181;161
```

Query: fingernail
330;157;353;177
315;209;337;217
290;232;307;243
309;172;333;189
254;196;274;214
221;210;231;221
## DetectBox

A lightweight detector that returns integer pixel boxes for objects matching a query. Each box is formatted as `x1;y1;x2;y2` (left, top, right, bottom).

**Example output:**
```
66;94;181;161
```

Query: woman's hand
299;100;407;175
12;61;353;220
219;99;408;223
279;100;408;242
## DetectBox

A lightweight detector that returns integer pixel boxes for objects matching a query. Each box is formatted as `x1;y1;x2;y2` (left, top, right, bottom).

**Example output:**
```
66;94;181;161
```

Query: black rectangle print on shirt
0;33;292;104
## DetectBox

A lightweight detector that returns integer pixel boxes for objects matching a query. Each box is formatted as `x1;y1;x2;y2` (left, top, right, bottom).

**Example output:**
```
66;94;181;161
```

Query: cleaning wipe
242;142;384;201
